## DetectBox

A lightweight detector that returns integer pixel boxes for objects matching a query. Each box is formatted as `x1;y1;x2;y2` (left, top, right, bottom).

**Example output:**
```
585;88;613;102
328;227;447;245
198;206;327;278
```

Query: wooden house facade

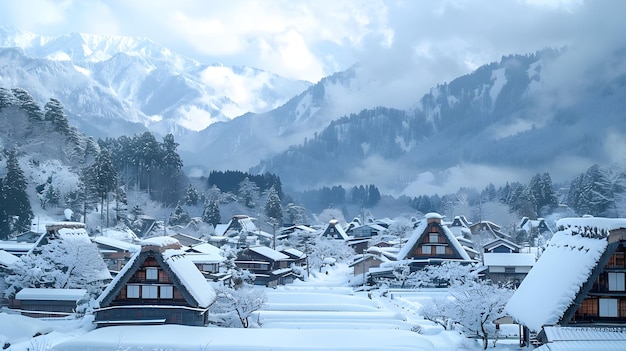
235;246;295;287
396;213;474;269
10;288;86;318
506;217;626;347
94;237;215;327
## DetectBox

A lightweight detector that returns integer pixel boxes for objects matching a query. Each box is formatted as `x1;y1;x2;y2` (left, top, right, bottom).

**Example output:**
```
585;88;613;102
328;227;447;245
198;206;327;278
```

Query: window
608;272;625;291
146;267;158;281
127;285;140;298
435;246;446;255
599;298;619;317
142;285;158;299
504;267;516;274
202;264;218;273
429;234;439;243
160;285;173;299
421;245;431;255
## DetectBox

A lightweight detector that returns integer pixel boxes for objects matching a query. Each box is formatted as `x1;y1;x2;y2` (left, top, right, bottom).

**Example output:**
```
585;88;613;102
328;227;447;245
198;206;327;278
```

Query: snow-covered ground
0;264;524;351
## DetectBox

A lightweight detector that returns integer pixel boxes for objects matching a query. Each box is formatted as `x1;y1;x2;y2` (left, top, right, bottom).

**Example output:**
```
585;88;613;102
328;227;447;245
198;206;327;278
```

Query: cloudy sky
1;0;622;87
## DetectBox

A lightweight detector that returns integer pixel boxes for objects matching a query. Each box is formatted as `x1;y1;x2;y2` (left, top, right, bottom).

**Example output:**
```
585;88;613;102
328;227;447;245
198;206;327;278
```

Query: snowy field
0;264;524;351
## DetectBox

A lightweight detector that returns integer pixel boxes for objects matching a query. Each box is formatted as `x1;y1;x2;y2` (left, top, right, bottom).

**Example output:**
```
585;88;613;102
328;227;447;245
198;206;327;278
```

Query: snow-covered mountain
247;47;626;195
0;27;311;136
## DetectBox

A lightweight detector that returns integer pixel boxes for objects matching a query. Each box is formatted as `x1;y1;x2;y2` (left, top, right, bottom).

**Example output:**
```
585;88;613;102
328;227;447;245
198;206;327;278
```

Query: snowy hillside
0;27;311;136
249;47;626;195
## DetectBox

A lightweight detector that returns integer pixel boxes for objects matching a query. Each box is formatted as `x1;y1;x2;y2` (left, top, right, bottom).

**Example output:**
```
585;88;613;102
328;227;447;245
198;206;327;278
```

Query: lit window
142;285;158;299
146;267;158;280
435;246;446;255
421;245;431;255
160;285;173;299
127;285;140;298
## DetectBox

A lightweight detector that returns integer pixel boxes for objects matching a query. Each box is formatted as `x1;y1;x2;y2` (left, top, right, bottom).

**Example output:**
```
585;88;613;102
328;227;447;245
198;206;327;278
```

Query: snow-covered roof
541;326;626;342
482;252;536;267
248;246;289;261
214;224;229;236
238;217;257;232
0;249;19;266
140;236;181;248
483;237;521;251
322;220;350;240
16;288;86;301
396;213;471;261
505;217;626;332
162;249;216;308
281;248;305;259
186;253;225;264
188;243;221;255
91;236;140;252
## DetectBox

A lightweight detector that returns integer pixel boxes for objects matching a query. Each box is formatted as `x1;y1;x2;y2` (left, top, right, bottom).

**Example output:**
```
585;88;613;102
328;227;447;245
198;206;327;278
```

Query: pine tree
202;197;221;227
184;183;199;206
85;148;118;226
0;178;11;239
44;98;71;134
264;185;283;225
2;148;33;234
238;177;259;208
11;88;43;121
169;202;191;226
0;87;14;110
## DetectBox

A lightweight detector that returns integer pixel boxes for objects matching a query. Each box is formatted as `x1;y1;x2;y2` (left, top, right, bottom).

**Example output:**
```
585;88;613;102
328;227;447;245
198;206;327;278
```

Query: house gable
95;237;215;327
397;213;471;262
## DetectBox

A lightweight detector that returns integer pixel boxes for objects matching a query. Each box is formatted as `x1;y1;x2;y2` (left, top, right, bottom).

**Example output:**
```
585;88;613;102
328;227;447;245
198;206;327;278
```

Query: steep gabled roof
483;237;522;252
321;219;350;241
505;217;626;332
97;237;215;309
396;213;471;261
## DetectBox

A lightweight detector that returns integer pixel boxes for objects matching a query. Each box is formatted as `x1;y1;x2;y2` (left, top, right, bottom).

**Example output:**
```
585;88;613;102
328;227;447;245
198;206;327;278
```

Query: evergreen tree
0;87;14;110
238;177;259;208
2;148;33;234
202;197;221;227
11;88;43;121
0;178;10;239
528;172;558;215
184;183;199;206
285;203;307;224
568;164;613;216
85;148;118;226
264;186;283;225
160;134;183;204
44;98;71;134
169;202;191;226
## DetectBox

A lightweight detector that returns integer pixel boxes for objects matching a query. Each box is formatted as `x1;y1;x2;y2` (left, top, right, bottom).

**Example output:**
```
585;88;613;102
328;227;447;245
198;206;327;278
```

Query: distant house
469;220;512;240
519;217;554;238
505;217;626;347
396;213;476;269
281;248;307;268
320;219;350;241
185;243;228;282
94;237;216;327
235;246;295;287
483;238;522;254
91;236;140;271
346;223;388;239
170;232;204;247
481;252;535;287
9;288;86;318
447;215;472;238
